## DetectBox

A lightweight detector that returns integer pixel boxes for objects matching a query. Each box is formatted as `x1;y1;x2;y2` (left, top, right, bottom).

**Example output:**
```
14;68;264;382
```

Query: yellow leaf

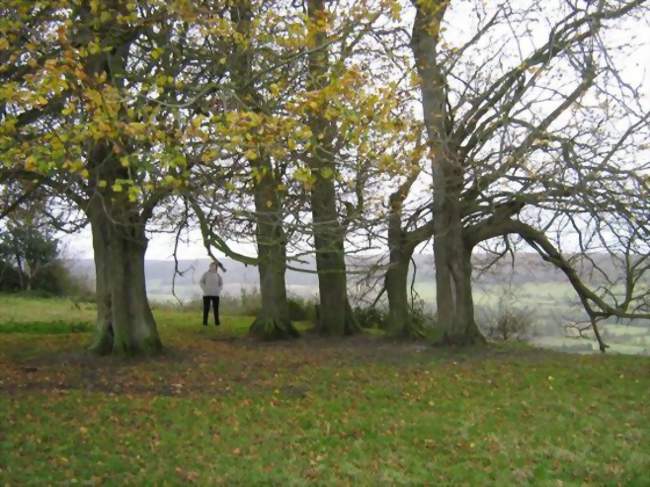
191;115;205;129
24;156;37;171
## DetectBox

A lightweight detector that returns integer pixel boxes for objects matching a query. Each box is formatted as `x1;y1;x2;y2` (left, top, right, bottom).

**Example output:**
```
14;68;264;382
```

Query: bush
480;295;533;342
484;308;532;341
353;305;387;329
0;258;95;301
238;287;261;316
53;263;96;302
287;296;317;322
409;297;438;331
0;261;21;292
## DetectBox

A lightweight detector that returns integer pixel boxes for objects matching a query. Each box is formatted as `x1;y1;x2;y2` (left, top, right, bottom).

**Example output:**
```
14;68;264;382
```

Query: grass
1;295;649;485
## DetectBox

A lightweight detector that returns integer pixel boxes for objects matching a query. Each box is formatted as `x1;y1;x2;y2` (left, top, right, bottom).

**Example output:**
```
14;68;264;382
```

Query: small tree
0;223;58;291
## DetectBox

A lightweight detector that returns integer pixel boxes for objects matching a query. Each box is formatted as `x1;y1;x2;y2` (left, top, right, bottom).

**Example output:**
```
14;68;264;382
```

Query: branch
187;195;258;266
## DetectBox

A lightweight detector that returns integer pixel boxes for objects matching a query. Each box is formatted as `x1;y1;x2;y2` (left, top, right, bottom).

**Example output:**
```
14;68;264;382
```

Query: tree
0;222;58;291
173;0;312;340
0;1;208;355
0;181;61;291
186;0;404;337
384;163;433;338
219;1;299;339
304;0;363;335
409;0;650;347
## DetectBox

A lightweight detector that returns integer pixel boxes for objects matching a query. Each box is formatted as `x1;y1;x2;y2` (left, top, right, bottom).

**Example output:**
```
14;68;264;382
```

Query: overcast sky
61;0;650;262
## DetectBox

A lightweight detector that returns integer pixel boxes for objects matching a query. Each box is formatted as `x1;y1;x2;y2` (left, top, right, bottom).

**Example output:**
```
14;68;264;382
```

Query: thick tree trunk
385;252;410;334
307;0;359;336
108;225;161;355
411;2;485;345
249;162;299;340
310;182;359;336
87;204;162;356
433;195;484;345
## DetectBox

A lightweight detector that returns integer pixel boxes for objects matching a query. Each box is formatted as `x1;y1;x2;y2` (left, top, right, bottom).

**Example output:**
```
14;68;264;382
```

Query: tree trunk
15;254;25;290
88;215;113;355
87;204;162;356
307;0;359;336
411;2;485;345
385;172;428;338
310;182;359;336
249;161;299;340
433;196;484;345
385;247;424;338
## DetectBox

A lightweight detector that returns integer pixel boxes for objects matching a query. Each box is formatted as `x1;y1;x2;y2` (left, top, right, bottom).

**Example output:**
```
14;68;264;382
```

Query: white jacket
199;270;223;296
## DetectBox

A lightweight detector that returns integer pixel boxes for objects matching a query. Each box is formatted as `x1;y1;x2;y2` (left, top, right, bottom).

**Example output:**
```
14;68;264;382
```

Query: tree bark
249;159;299;339
411;2;485;345
385;248;423;338
385;171;430;337
433;200;484;345
307;0;359;336
87;199;162;356
88;213;113;355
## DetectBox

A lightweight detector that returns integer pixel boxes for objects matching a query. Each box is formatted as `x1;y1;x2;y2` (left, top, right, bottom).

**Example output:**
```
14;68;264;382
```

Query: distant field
411;282;650;356
0;295;97;324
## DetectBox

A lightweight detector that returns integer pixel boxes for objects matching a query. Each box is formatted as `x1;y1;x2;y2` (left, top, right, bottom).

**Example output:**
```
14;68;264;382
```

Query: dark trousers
202;296;220;325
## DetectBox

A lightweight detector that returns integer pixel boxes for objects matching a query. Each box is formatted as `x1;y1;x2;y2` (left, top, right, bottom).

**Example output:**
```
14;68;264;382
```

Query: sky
60;0;650;262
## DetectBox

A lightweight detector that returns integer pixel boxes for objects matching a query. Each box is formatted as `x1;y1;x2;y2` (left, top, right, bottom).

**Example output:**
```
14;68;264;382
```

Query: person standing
199;261;225;326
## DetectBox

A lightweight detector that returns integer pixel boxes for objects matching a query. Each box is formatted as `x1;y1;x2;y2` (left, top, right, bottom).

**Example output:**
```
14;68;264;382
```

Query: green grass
1;295;649;485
